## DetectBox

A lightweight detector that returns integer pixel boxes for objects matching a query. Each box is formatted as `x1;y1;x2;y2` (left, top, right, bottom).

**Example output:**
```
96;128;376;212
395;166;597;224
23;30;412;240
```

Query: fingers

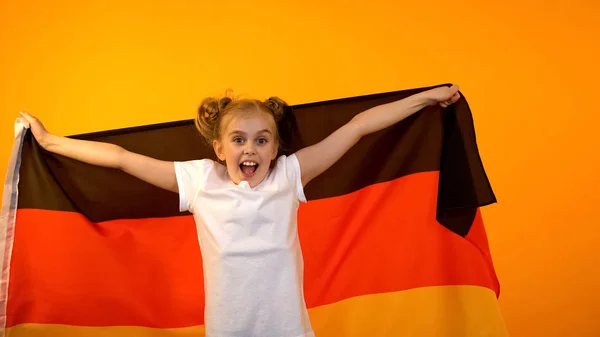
451;92;460;102
439;91;461;108
19;111;45;132
20;111;40;125
20;111;33;121
447;91;460;103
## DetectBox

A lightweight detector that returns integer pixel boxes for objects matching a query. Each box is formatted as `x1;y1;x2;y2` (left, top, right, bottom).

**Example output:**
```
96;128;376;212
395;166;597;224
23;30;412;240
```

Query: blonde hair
195;90;288;146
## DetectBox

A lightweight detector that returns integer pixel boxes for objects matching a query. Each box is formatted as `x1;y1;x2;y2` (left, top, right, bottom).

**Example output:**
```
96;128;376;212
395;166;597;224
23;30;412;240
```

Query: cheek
220;144;237;161
263;144;278;159
227;146;242;159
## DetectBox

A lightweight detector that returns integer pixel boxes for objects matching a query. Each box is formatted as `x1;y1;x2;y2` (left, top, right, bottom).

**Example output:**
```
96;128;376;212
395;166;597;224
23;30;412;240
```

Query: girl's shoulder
271;154;298;176
175;158;218;174
174;158;224;187
270;154;306;202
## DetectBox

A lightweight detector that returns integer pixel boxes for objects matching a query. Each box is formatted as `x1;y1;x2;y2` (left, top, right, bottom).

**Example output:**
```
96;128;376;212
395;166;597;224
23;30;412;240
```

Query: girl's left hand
426;84;461;108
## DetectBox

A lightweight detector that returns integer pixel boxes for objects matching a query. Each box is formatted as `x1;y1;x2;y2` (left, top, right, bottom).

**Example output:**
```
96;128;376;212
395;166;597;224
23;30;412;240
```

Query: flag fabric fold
0;84;507;336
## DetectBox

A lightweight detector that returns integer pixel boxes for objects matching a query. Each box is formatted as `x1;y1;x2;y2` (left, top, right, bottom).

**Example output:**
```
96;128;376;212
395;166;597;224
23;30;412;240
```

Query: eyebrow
229;129;273;136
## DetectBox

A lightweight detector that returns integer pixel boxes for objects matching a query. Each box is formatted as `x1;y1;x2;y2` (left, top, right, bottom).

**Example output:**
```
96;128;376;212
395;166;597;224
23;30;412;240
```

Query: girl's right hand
20;112;51;148
18;111;178;193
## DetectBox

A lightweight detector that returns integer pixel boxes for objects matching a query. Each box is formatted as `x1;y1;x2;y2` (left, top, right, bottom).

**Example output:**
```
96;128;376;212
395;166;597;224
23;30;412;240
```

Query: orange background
1;1;598;336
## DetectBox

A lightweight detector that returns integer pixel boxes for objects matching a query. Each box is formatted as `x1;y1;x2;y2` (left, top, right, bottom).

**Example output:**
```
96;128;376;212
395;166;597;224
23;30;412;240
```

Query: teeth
242;162;257;166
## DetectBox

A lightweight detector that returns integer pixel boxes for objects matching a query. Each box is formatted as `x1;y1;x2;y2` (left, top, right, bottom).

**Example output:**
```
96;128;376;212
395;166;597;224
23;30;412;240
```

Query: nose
243;142;256;155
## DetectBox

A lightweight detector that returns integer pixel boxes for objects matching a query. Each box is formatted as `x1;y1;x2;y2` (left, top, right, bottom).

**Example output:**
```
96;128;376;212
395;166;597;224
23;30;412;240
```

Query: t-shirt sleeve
173;159;213;212
285;154;307;203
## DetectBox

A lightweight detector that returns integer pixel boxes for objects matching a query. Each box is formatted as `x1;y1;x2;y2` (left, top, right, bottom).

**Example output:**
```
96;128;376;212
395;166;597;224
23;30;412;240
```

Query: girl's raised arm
20;112;178;193
295;85;460;186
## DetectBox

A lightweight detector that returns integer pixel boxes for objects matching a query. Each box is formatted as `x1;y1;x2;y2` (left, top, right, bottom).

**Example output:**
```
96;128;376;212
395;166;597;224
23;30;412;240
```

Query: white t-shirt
174;154;315;337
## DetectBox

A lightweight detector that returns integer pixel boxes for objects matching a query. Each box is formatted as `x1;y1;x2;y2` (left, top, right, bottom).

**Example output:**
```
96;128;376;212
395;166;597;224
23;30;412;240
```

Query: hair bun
196;96;232;145
264;96;288;122
218;96;232;114
199;97;220;122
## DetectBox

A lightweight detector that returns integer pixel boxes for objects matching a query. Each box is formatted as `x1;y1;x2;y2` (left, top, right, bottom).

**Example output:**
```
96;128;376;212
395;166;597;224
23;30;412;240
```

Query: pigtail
195;97;219;144
195;95;232;144
264;97;287;123
264;96;303;156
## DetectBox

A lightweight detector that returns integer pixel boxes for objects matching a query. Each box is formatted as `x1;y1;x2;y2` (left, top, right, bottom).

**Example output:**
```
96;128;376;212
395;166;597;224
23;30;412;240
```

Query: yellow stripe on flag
6;324;205;337
6;285;506;337
310;285;508;337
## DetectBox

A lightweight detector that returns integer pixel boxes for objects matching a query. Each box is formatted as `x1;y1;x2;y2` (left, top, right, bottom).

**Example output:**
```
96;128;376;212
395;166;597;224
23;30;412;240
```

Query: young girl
20;84;460;337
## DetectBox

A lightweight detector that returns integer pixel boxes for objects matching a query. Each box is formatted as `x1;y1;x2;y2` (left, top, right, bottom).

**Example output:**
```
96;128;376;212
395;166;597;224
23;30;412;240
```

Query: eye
232;137;244;144
256;137;268;145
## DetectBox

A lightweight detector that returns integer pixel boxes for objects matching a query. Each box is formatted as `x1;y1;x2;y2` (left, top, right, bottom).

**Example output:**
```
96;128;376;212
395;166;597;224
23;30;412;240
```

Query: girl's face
213;111;279;187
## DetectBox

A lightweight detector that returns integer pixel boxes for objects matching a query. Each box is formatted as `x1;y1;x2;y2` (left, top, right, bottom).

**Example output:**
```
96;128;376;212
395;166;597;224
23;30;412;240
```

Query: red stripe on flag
299;170;498;308
7;171;497;328
7;212;205;328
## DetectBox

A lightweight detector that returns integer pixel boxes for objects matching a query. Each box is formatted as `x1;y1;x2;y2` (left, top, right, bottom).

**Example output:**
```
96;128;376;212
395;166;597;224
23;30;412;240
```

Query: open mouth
240;161;259;177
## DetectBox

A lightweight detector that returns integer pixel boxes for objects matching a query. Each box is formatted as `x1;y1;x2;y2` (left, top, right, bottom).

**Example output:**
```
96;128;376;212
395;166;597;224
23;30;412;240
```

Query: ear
213;140;226;161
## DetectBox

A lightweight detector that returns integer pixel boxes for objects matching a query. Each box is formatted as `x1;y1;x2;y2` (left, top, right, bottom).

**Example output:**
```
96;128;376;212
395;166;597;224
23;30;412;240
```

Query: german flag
0;84;507;336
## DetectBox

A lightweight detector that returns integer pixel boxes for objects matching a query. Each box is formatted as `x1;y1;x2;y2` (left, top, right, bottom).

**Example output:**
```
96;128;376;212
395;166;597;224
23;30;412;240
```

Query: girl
20;84;461;337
